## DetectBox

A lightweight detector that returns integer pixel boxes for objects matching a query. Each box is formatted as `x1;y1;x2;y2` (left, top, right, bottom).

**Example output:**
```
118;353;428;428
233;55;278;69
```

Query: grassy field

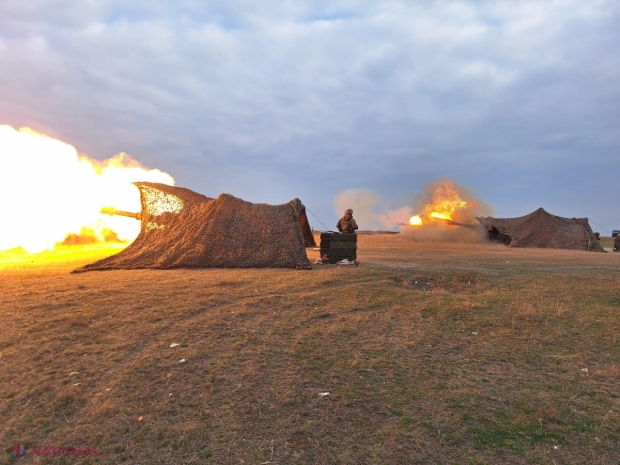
1;236;619;464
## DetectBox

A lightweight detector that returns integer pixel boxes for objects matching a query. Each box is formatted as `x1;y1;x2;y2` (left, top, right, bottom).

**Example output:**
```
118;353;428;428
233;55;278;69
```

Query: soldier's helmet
345;209;353;215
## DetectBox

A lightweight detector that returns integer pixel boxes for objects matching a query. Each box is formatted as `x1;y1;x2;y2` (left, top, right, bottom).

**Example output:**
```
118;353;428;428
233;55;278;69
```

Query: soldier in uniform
337;209;358;234
614;234;620;252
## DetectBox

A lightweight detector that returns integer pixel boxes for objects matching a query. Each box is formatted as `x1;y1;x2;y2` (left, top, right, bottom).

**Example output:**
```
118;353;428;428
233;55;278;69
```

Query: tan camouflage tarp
75;182;314;271
476;208;604;252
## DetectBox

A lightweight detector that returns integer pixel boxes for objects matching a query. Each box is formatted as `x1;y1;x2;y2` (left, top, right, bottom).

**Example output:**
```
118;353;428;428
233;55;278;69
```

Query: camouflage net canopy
76;183;315;272
477;208;605;252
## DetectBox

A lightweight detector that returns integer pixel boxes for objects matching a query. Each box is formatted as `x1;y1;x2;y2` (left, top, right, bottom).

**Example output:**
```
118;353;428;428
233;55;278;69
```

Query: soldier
337;209;358;234
614;234;620;252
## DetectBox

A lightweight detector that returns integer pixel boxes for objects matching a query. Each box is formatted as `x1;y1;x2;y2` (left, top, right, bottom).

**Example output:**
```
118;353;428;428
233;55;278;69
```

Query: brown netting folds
476;208;605;252
75;182;313;272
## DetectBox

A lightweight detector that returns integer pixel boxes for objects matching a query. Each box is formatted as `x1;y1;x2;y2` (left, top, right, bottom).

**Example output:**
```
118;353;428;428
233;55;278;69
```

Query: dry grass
1;236;619;464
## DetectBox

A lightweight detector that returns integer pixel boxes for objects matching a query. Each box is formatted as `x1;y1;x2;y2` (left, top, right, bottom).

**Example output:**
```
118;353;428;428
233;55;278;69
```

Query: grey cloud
0;0;619;231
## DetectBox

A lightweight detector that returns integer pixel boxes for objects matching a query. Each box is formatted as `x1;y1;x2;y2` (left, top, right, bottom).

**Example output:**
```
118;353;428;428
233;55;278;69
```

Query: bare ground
1;235;619;464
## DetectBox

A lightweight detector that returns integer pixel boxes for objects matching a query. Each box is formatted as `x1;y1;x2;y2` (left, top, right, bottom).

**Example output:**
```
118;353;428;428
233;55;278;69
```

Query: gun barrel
447;220;477;229
101;207;141;220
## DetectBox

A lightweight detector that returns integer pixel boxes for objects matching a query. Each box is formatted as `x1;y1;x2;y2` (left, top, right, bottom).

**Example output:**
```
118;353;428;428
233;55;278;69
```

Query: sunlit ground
0;243;127;269
1;235;619;464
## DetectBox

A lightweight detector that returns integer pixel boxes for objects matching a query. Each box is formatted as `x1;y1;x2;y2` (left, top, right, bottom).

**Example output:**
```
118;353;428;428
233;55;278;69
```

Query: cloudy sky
1;0;619;232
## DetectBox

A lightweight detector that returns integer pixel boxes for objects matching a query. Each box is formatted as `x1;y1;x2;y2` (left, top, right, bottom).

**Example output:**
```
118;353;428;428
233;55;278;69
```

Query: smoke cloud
333;189;413;231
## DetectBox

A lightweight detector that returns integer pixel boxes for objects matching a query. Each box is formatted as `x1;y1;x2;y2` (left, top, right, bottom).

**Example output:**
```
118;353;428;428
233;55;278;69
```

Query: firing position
337;209;358;234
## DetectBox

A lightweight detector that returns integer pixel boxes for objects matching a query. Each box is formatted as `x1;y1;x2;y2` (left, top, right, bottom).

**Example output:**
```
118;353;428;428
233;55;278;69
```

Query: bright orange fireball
0;125;174;255
408;180;468;226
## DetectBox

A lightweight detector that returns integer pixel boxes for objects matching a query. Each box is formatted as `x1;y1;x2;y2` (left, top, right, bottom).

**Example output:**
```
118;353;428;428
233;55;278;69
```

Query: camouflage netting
75;183;314;272
476;208;605;252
